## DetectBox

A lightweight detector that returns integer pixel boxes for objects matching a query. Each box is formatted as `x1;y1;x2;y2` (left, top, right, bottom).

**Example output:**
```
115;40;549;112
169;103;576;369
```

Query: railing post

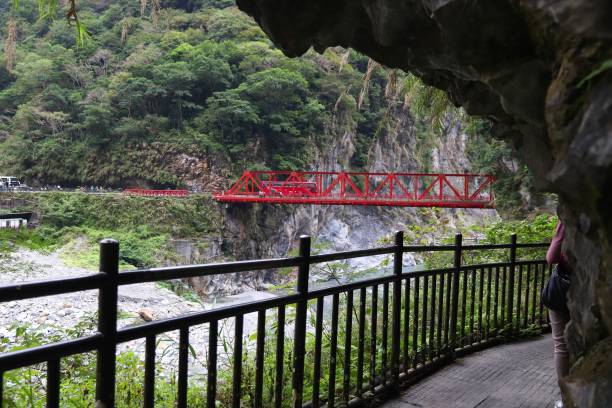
391;231;403;393
292;235;310;408
449;233;462;351
506;234;517;331
96;239;119;408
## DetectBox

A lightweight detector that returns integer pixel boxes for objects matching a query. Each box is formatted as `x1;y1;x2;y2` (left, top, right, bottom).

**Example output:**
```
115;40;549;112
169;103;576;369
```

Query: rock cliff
235;0;612;405
207;85;497;293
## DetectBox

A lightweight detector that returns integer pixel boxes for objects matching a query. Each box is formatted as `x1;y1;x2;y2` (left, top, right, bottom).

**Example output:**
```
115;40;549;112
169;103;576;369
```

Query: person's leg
549;309;570;379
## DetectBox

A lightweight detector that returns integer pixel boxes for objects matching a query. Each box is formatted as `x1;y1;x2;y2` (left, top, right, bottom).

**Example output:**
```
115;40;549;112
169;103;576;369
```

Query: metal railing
0;232;550;408
123;189;190;197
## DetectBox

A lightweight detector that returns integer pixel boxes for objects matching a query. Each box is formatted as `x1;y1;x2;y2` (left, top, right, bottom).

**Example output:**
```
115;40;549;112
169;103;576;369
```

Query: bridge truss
214;170;495;208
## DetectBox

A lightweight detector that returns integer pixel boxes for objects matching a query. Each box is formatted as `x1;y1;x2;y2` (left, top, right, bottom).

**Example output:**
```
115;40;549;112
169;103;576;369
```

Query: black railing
0;232;550;408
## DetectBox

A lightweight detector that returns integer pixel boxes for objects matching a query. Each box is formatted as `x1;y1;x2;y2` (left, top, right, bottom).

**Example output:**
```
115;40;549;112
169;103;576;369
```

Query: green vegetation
0;227;53;253
0;0;383;186
156;280;203;303
0;192;220;268
26;192;219;237
404;213;557;268
1;317;208;407
474;213;558;245
577;58;612;88
0;0;535;205
465;120;549;215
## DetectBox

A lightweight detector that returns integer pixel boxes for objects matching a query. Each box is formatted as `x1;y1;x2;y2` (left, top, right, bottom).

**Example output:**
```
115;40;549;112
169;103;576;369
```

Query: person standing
545;221;571;408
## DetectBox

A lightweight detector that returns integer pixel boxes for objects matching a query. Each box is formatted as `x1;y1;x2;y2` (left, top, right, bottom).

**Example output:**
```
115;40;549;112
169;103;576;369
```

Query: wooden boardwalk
384;335;560;408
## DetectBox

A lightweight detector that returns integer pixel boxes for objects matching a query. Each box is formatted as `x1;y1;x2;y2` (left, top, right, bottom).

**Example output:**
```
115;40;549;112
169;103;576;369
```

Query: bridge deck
384;335;560;408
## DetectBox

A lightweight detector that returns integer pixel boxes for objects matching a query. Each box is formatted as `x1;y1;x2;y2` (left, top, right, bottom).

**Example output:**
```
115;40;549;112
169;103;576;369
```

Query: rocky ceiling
235;0;612;406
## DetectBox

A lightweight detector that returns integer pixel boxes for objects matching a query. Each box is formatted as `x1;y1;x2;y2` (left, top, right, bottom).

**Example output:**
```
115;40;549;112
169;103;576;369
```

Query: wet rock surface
235;0;612;405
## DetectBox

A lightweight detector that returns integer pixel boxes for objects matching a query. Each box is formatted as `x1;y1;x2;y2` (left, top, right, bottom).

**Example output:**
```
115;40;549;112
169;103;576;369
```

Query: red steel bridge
214;170;495;208
124;188;190;197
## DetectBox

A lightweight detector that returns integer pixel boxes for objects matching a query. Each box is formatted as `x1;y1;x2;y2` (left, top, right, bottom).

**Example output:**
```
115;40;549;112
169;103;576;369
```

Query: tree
109;73;165;117
80;103;114;145
152;61;197;127
190;51;233;97
0;54;57;109
197;90;260;144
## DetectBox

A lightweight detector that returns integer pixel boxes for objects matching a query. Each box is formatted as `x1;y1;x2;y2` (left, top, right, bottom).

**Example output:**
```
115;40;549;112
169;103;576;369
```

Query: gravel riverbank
0;249;276;373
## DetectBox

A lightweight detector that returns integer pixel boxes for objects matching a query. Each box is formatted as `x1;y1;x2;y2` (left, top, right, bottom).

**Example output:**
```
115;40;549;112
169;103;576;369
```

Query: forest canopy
0;0;539;213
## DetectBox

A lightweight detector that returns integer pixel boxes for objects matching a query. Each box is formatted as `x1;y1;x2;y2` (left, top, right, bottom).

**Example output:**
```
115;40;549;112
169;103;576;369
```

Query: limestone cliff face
430;114;471;173
208;94;496;292
234;0;612;405
219;101;420;261
366;104;419;173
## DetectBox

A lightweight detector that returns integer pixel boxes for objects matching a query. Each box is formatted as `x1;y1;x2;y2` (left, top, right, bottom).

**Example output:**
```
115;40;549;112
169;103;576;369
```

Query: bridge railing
214;171;495;208
123;189;190;197
0;233;550;407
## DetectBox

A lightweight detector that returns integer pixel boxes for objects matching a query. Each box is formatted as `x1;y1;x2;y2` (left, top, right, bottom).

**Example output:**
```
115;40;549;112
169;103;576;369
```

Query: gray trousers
549;309;570;379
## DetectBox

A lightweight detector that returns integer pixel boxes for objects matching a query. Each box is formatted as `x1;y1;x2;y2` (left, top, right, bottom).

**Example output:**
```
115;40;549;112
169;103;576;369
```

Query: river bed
0;248;423;376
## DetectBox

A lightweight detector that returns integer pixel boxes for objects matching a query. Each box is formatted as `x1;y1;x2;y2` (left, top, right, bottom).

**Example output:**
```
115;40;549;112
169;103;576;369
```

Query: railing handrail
0;233;551;408
0;241;548;302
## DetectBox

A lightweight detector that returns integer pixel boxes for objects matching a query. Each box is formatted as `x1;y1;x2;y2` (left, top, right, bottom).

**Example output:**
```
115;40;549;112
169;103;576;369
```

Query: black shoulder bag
541;264;570;315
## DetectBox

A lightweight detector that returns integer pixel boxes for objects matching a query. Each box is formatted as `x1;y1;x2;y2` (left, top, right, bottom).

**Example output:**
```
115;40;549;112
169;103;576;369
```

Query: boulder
138;308;154;322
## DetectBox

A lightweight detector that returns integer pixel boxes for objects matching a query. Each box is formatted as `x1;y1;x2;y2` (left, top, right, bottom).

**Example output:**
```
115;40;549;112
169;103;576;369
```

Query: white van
0;176;21;190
